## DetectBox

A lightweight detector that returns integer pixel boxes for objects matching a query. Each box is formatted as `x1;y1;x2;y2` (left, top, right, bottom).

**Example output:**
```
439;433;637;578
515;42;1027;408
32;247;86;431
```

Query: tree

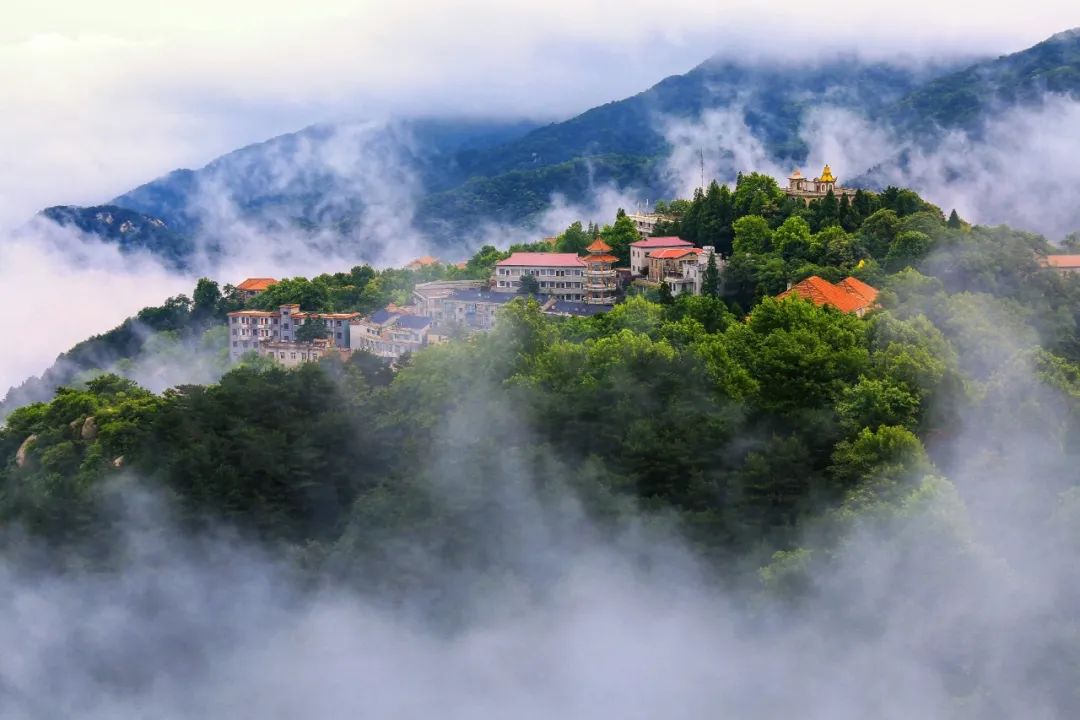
600;214;640;266
702;251;721;298
556;221;590;254
295;317;330;343
947;209;963;229
518;273;540;296
885;230;932;271
732;215;773;255
773;216;812;262
191;278;222;326
657;281;674;305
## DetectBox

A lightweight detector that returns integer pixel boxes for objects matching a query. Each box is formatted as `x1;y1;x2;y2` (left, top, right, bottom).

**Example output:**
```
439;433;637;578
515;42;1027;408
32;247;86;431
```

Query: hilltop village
226;166;888;365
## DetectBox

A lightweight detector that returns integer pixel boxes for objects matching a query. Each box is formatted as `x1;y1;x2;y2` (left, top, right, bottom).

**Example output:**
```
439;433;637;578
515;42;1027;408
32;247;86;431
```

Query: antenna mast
699;149;705;191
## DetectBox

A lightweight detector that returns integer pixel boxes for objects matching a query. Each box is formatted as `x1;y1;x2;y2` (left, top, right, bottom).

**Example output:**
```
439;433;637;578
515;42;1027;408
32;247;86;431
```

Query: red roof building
495;252;586;268
629;237;693;275
236;278;278;297
1043;255;1080;272
777;275;879;316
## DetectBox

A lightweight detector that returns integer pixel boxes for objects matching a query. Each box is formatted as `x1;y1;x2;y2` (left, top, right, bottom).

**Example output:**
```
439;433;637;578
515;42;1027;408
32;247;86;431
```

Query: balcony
585;294;617;305
583;280;616;291
584;269;616;278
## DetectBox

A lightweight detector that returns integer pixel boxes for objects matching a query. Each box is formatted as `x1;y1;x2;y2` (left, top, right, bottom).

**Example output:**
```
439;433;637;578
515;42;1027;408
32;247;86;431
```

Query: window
232;328;237;336
336;332;342;339
290;353;297;360
279;352;285;359
283;322;290;329
232;341;238;347
231;317;238;324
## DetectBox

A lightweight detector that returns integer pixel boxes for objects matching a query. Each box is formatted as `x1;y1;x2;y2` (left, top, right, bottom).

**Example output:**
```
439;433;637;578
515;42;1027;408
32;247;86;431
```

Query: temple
784;164;857;204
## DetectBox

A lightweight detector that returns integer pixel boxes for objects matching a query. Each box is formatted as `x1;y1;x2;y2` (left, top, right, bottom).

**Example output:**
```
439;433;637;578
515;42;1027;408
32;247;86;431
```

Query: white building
492;252;586;301
626;212;676;237
629;237;693;276
227;304;359;361
350;310;432;360
646;245;723;296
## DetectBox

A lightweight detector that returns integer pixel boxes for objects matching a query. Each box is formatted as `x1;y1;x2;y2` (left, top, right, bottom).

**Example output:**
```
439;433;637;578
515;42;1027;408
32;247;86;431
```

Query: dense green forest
7;172;1080;710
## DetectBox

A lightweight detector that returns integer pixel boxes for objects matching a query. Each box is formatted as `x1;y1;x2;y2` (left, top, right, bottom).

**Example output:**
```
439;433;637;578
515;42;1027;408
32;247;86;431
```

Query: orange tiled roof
236;277;278;292
407;255;440;268
649;247;702;260
586;238;613;252
777;275;877;314
1045;255;1080;268
584;254;619;264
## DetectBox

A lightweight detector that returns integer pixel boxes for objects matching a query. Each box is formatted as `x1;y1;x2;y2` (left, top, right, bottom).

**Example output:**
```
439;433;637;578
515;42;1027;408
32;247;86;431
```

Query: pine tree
702;251;721;298
947;209;963;229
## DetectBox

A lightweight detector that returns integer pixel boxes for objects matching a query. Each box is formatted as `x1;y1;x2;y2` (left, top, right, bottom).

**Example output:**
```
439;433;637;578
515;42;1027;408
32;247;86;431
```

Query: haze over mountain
35;27;1080;270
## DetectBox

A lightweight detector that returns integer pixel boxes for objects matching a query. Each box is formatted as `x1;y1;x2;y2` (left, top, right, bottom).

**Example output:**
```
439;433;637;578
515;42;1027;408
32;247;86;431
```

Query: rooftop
630;236;692;249
236;277;278;292
369;309;400;325
496;252;585;268
227;310;277;317
777;275;877;314
544;301;609;317
396;315;433;330
586;238;613;253
445;289;520;304
407;255;440;268
1045;255;1080;268
649;247;702;260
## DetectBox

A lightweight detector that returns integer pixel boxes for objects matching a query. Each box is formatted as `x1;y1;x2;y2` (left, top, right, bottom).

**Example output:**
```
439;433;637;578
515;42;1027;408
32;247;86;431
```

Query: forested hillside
7;171;1080;710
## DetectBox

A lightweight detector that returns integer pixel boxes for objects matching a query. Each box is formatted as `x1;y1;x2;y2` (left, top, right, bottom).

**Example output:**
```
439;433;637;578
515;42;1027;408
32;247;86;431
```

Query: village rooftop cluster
226;165;1080;367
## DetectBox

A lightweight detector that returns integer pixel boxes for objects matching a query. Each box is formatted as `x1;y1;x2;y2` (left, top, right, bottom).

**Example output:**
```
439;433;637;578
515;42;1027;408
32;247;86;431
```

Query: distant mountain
39;205;193;269
893;28;1080;134
36;28;1080;264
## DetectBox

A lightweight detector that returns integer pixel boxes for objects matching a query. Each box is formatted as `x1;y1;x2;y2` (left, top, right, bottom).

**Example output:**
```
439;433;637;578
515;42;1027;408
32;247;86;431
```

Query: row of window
497;268;583;277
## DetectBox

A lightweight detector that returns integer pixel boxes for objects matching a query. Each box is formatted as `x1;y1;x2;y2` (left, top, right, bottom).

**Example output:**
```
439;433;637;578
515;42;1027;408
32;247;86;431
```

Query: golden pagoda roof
817;164;836;183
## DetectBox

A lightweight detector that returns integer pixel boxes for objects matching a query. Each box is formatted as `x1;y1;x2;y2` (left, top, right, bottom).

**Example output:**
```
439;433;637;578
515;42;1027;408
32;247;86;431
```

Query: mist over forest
4;7;1080;719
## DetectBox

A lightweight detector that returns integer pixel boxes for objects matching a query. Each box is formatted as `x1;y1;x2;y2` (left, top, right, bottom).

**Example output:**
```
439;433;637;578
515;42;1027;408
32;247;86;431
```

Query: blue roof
369;309;399;324
396;315;432;329
444;289;518;304
546;301;609;317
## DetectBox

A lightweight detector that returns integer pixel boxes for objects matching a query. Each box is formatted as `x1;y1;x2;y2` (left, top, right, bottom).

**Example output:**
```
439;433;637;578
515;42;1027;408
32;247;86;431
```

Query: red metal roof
496;252;585;267
236;277;278;291
630;236;692;249
777;275;878;314
648;248;702;260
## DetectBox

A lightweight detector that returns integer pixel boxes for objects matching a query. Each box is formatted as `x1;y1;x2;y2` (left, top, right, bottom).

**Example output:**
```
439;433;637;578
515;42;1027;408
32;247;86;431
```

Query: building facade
227;304;359;361
784;165;857;205
235;277;278;301
629;237;693;275
582;239;619;305
646;245;722;296
626;212;676;237
411;280;488;320
259;339;338;367
493;252;586;301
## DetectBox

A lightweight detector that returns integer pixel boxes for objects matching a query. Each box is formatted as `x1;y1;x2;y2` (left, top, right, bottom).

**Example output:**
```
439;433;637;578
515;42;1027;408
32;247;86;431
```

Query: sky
1;0;1079;393
2;1;1079;225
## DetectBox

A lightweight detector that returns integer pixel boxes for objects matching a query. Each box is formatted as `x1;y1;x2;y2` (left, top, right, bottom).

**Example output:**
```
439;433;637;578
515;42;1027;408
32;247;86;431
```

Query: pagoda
784;164;855;204
582;238;619;305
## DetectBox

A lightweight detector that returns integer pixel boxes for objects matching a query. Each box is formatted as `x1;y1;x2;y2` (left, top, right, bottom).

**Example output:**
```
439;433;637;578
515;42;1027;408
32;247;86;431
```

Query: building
784;165;857;205
627;212;676;237
235;277;278;300
412;280;487;319
644;245;723;296
406;256;441;271
629;237;693;275
259;338;340;368
1041;255;1080;273
582;239;619;305
777;275;879;317
429;288;519;330
227;304;359;361
350;310;432;359
493;252;586;301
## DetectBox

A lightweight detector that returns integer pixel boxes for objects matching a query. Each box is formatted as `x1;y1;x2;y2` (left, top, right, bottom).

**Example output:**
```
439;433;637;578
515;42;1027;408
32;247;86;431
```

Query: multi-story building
227;304;359;361
647;247;705;294
626;212;676;237
582;239;619;305
259;338;340;367
629;237;693;275
493;252;586;301
350;310;432;359
412;280;487;320
431;288;519;330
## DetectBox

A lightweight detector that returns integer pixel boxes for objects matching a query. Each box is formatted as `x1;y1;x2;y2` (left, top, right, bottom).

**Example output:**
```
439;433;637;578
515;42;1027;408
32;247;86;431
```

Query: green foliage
295;317;330;343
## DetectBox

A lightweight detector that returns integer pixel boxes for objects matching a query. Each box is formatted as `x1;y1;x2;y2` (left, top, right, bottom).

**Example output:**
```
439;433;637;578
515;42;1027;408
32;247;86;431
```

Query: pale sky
2;1;1078;226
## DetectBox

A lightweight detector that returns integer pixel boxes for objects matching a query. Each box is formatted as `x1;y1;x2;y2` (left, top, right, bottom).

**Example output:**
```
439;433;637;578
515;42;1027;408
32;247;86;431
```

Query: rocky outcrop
15;435;37;468
81;416;98;442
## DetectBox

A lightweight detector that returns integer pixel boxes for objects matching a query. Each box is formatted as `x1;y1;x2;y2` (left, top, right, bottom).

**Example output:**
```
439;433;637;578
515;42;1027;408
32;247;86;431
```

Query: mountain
36;29;1080;264
893;28;1080;134
38;205;193;269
